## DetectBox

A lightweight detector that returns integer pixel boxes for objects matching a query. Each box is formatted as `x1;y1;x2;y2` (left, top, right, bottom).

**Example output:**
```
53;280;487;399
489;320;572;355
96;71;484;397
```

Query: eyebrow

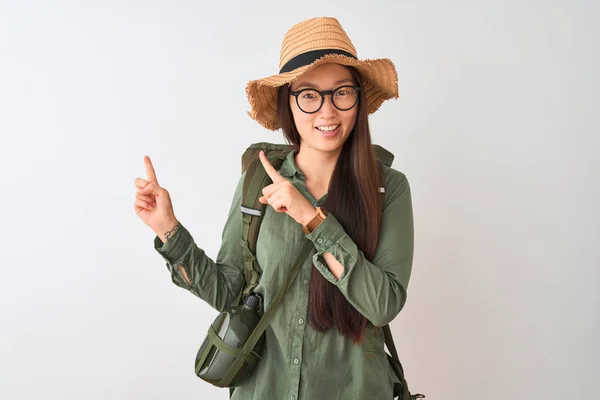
293;78;354;90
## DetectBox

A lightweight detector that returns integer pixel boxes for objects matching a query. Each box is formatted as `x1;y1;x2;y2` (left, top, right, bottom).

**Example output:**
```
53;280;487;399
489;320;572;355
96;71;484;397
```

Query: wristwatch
302;207;328;234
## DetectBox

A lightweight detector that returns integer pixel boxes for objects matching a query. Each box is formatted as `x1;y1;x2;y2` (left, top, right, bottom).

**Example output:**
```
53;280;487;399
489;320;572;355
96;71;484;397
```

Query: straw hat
245;17;399;131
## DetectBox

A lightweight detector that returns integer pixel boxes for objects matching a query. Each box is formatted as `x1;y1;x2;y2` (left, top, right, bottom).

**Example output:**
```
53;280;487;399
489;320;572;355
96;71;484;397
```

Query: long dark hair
276;67;383;343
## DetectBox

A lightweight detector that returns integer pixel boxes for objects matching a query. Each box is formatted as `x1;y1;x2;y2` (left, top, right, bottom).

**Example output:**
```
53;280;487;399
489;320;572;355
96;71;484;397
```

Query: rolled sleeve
306;213;355;284
154;223;193;265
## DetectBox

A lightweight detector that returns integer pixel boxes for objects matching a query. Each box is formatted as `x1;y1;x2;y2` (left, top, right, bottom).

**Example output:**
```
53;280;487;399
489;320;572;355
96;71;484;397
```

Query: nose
318;94;337;118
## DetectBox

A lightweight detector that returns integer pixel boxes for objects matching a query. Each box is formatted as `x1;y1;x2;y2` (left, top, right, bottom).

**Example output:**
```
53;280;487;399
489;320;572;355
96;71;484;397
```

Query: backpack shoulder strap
383;324;402;375
235;143;294;305
241;142;294;172
383;326;425;399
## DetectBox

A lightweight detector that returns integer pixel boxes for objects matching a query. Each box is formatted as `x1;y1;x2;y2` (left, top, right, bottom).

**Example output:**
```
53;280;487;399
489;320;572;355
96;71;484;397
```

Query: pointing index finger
144;156;159;185
259;151;284;183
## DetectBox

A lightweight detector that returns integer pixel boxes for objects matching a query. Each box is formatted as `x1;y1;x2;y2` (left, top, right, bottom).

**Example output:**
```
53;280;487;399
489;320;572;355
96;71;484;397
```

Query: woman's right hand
134;155;179;240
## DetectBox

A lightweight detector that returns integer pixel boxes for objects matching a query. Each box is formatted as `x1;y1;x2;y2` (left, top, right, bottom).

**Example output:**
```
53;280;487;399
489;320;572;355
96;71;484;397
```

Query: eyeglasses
289;85;361;114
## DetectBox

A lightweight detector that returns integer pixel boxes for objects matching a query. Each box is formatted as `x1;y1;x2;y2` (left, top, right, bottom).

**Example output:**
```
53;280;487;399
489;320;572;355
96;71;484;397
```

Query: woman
134;17;415;399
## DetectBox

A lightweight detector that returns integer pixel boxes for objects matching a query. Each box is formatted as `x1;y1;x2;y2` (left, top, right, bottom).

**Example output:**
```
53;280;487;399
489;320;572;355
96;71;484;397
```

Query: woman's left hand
258;150;316;227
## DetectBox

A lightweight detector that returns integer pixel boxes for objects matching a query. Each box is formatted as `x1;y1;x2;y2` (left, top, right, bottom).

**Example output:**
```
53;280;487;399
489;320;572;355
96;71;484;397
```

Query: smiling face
289;63;359;155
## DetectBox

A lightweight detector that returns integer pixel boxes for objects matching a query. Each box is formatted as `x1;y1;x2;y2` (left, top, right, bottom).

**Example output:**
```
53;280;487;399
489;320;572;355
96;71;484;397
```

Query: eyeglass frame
289;85;362;114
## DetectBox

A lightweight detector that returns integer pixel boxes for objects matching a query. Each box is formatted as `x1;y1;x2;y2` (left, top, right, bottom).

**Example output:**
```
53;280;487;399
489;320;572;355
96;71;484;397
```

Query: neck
294;143;341;193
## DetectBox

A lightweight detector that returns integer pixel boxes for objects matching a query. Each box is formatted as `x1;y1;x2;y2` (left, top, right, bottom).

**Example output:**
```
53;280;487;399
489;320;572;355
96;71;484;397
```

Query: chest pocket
255;207;307;287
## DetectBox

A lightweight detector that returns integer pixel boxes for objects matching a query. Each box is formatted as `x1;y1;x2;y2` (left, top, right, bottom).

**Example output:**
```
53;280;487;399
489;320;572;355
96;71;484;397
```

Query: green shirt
154;149;414;399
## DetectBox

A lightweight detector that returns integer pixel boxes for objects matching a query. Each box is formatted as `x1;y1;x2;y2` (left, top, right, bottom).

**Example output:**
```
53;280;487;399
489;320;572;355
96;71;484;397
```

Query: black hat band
279;49;357;74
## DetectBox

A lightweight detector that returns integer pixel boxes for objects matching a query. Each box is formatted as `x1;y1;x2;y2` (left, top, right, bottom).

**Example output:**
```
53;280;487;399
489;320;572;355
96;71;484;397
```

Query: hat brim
245;54;399;131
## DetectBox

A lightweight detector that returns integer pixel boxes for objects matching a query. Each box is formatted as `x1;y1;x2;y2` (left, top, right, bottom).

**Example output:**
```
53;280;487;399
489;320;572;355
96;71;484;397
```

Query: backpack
231;142;425;400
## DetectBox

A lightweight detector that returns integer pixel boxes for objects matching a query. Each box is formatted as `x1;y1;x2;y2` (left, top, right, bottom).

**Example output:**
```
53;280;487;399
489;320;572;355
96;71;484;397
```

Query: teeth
316;124;339;131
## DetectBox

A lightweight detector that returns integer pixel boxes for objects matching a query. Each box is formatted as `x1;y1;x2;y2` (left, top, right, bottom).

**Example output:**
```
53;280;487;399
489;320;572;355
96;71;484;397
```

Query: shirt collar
278;148;329;205
279;149;305;179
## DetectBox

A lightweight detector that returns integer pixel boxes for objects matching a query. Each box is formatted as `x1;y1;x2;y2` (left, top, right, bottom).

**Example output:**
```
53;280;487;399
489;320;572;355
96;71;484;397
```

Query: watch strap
302;207;327;234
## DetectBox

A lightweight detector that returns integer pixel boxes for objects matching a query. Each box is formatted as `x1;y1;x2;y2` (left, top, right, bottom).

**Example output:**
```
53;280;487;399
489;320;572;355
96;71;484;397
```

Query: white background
1;0;598;399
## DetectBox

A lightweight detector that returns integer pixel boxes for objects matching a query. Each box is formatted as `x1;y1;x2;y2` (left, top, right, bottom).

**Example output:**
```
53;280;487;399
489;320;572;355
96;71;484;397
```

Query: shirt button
313;202;319;207
293;358;300;365
303;279;308;284
298;318;304;325
317;238;324;244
